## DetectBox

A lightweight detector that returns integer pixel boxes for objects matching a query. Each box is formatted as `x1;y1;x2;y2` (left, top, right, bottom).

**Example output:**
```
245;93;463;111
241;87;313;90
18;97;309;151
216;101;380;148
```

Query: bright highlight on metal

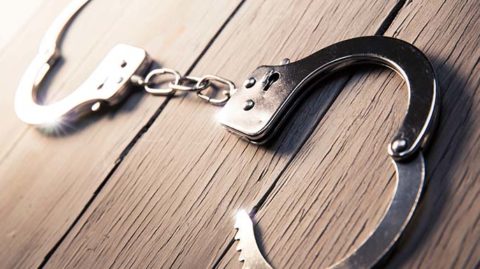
14;0;150;126
14;1;440;267
223;36;439;268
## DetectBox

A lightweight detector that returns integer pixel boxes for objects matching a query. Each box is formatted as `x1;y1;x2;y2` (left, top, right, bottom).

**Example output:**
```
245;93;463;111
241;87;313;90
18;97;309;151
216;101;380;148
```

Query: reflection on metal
330;154;425;268
14;0;150;125
235;154;425;269
235;210;273;269
14;1;439;267
219;36;439;161
225;36;439;268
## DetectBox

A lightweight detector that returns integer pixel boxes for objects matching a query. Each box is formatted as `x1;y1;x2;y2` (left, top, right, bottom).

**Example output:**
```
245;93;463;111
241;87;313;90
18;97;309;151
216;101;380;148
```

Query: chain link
132;68;235;106
196;75;236;105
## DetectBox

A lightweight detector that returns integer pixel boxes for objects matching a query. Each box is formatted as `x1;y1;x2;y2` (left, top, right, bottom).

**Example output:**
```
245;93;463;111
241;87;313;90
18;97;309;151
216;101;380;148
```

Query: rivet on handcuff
14;0;439;268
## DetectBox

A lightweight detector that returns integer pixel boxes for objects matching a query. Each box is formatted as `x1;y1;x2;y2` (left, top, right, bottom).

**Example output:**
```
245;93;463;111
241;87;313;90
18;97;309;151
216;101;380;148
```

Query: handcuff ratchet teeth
222;36;439;268
235;210;273;269
14;0;439;268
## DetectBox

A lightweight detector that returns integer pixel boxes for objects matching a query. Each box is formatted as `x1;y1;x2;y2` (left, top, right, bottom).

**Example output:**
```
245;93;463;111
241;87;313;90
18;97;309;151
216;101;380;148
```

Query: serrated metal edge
234;210;273;269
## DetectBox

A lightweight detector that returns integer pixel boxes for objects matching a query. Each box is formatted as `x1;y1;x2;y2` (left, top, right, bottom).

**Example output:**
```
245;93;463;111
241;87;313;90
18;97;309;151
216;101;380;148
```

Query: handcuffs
14;0;439;268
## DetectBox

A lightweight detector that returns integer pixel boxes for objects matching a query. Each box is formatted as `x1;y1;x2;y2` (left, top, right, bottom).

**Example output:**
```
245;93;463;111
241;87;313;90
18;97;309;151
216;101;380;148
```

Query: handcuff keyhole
263;72;279;91
121;61;127;68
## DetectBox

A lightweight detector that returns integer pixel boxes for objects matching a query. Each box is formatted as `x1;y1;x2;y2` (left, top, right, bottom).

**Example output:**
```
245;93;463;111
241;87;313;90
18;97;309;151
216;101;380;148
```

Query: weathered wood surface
218;0;480;268
0;0;240;268
0;0;478;268
0;0;46;50
44;0;398;268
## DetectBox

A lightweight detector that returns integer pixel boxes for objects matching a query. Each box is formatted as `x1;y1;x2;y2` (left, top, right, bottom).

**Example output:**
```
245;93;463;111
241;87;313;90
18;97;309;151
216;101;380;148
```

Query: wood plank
0;0;241;268
218;0;480;268
44;0;399;268
0;0;46;50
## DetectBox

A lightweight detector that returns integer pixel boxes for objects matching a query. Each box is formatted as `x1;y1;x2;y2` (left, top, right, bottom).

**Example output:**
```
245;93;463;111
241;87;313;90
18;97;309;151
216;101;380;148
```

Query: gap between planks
212;0;407;267
42;0;404;268
38;0;248;267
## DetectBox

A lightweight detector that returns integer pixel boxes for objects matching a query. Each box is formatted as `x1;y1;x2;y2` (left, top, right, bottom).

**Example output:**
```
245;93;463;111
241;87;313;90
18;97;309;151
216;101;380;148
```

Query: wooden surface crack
211;1;409;266
37;1;248;267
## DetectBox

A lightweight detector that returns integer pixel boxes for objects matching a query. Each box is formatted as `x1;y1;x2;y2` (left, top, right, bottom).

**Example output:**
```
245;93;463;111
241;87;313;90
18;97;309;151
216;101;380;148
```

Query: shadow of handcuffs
14;0;439;268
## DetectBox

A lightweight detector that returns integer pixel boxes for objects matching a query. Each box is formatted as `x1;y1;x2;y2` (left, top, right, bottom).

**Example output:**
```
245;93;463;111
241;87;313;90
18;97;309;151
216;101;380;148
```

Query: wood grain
219;0;480;268
0;0;46;50
43;0;399;268
0;0;241;268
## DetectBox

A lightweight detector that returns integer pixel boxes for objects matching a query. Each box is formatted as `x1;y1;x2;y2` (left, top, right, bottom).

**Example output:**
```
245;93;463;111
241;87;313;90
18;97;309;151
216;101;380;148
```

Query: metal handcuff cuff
15;0;439;268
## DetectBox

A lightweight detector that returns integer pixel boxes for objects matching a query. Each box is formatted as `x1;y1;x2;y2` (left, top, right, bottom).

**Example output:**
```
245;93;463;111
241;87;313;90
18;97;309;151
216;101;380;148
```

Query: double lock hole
243;70;280;111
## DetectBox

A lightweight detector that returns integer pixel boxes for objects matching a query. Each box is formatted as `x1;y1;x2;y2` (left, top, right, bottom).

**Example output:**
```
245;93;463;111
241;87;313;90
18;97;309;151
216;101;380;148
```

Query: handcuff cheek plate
219;36;439;161
12;1;439;266
222;36;439;269
14;0;151;126
15;44;150;125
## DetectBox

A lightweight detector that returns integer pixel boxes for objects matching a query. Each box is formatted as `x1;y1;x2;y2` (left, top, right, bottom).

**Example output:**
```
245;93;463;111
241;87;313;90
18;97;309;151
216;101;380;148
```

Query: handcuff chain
132;68;236;106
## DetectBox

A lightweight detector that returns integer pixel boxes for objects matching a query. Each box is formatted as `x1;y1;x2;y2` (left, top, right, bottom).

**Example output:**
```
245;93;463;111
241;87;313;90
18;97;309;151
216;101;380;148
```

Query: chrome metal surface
235;155;425;269
224;36;439;269
15;0;237;125
39;0;90;58
244;77;256;88
14;8;438;268
235;153;425;269
169;76;208;92
279;58;290;65
14;0;150;125
219;36;439;161
330;154;425;268
235;210;273;269
143;68;181;95
140;68;235;105
196;74;236;105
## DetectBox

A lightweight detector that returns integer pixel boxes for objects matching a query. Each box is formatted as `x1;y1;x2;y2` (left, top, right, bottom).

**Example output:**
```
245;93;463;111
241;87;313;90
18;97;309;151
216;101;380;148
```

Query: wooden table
0;0;478;268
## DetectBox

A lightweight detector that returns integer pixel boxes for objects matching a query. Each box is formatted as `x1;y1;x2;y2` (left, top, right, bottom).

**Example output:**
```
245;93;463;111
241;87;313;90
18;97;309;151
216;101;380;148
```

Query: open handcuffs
15;0;439;268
